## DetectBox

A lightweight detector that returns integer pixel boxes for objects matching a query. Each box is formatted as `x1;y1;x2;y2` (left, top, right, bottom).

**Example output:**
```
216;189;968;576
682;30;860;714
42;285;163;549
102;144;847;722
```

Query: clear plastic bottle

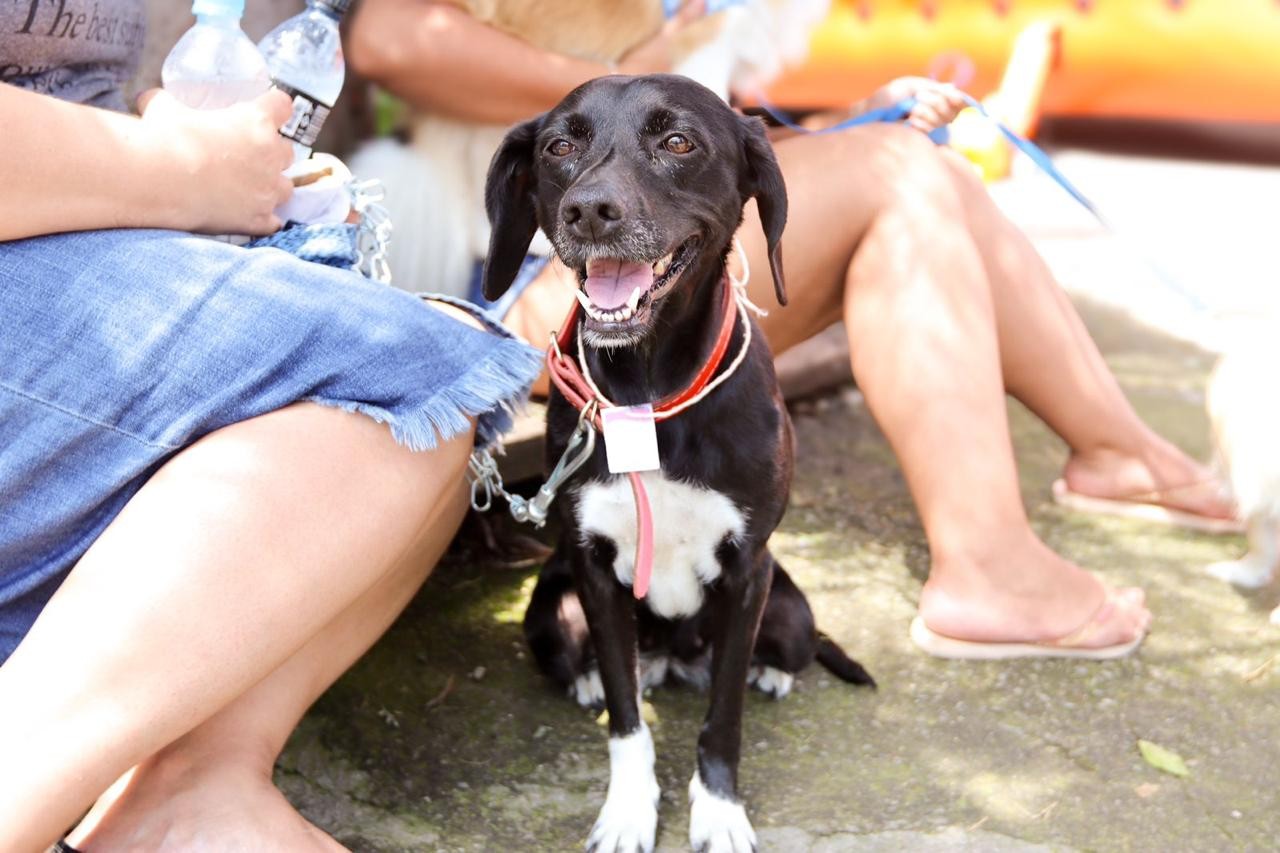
161;0;270;110
258;0;351;161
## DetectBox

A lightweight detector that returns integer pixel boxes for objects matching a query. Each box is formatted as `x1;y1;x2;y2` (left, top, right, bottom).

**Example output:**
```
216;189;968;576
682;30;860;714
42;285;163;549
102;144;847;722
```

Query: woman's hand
138;88;296;235
863;77;968;134
616;0;706;76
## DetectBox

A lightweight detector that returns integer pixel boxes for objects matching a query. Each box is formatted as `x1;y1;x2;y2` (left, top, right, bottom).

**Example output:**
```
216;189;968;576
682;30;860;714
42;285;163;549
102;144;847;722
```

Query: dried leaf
596;701;658;728
1138;739;1189;777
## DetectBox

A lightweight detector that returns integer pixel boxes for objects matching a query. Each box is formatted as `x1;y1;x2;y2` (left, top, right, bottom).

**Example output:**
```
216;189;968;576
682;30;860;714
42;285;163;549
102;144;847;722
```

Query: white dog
1206;324;1280;623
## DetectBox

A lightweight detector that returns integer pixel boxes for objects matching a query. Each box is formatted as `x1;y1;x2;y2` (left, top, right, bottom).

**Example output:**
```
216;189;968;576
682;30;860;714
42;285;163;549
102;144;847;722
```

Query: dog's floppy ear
738;114;788;305
482;115;544;302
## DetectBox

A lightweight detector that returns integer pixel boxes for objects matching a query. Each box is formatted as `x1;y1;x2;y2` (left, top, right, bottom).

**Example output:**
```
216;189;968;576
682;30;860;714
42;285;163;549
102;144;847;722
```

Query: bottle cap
192;0;245;17
313;0;352;19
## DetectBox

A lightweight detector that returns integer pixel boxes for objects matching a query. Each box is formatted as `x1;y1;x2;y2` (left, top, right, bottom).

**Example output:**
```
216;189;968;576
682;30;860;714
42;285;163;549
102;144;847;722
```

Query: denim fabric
0;228;541;662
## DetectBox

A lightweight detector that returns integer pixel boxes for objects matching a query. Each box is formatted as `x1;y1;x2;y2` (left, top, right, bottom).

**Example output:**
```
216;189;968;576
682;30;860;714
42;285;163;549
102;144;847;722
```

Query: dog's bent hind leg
523;544;598;705
748;560;815;699
575;537;660;853
689;547;772;853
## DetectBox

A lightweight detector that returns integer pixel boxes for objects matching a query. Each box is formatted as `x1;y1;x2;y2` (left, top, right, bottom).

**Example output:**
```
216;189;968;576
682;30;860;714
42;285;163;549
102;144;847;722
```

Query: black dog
482;74;874;852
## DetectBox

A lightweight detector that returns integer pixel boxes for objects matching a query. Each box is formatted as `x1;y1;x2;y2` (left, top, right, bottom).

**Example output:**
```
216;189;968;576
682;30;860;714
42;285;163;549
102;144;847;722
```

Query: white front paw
1270;604;1280;625
588;726;660;853
587;794;658;853
688;772;757;853
1208;556;1275;589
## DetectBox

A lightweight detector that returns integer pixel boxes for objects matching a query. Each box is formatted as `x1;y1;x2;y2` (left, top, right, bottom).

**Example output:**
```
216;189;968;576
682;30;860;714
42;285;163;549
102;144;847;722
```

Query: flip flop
1051;479;1244;535
910;593;1147;660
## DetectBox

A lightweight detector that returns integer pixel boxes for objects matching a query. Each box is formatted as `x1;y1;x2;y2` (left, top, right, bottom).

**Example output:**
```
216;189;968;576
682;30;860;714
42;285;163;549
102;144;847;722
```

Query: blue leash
755;92;1101;223
755;91;1210;311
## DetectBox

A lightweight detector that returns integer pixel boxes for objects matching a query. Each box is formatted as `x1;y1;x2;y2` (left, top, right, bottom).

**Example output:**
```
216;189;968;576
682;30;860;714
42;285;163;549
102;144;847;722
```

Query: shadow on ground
277;298;1280;852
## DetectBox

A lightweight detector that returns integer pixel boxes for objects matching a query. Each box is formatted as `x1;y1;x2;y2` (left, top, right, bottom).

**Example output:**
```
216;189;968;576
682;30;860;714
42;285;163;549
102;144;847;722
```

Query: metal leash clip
349;178;394;285
468;401;598;527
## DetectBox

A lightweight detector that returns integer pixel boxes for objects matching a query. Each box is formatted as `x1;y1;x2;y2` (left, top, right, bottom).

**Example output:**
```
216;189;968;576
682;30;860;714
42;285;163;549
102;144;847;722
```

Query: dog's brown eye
663;134;694;155
547;139;576;157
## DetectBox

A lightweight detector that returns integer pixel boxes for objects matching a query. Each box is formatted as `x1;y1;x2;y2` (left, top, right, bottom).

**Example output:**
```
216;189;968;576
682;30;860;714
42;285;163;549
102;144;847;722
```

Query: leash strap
754;90;1210;311
753;92;1102;223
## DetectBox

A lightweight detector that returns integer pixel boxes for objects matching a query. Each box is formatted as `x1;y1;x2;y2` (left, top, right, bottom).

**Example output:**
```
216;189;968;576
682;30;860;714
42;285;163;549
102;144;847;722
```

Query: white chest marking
575;472;747;619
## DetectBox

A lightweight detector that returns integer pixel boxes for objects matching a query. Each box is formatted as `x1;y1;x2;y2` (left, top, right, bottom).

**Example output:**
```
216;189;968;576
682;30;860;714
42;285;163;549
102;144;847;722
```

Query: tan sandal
1051;478;1244;535
910;592;1147;660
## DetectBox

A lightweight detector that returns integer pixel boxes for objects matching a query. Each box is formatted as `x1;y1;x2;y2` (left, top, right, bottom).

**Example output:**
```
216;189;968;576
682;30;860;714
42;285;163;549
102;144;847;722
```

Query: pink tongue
584;259;653;310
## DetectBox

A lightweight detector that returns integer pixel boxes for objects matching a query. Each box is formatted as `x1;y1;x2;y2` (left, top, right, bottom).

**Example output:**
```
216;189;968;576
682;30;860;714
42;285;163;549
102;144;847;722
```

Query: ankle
926;528;1046;591
1065;439;1209;495
145;732;278;788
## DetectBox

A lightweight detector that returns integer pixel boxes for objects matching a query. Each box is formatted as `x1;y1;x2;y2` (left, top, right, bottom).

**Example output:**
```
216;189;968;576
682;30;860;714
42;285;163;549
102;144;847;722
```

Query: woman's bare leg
735;124;1154;644
0;402;472;851
932;147;1230;519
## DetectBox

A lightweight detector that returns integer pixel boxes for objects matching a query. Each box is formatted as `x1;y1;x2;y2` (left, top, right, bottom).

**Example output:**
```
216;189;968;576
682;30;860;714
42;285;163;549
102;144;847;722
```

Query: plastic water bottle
258;0;351;161
161;0;270;110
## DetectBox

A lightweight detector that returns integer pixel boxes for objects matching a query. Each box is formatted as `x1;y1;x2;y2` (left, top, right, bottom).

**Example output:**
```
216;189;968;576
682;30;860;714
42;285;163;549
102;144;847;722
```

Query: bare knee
849;124;972;225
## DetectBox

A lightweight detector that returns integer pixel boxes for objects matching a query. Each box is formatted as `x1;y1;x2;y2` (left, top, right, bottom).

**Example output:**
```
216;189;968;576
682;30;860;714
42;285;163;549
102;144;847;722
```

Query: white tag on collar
601;404;660;473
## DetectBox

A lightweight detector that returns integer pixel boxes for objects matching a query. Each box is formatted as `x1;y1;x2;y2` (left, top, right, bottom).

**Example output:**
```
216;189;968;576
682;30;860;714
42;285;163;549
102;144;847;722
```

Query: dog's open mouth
574;237;700;334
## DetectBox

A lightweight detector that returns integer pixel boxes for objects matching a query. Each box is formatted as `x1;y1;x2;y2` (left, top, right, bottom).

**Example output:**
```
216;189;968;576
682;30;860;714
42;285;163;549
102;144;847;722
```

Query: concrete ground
275;146;1280;851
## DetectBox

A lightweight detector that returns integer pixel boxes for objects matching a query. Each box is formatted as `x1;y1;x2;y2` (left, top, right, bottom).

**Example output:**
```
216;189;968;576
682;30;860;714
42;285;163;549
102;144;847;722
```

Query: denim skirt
0;228;542;662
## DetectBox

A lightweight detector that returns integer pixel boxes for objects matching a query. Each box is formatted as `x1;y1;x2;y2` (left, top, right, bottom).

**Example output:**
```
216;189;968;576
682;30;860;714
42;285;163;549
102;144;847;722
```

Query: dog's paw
586;795;659;853
571;670;606;709
747;665;794;700
669;654;712;691
639;654;670;692
587;726;660;852
1271;604;1280;626
688;772;757;853
1207;556;1276;589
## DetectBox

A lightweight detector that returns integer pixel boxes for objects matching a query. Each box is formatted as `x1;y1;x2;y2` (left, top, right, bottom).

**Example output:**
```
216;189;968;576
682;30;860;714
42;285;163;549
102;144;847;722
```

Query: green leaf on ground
1138;739;1190;777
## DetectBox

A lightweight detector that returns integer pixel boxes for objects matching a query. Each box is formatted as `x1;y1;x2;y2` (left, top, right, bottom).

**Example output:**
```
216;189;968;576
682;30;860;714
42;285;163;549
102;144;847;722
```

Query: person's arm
347;0;704;126
0;85;295;242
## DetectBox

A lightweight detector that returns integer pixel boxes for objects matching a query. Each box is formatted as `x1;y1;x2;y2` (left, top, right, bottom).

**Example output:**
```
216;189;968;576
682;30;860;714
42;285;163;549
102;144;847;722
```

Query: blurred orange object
766;0;1280;124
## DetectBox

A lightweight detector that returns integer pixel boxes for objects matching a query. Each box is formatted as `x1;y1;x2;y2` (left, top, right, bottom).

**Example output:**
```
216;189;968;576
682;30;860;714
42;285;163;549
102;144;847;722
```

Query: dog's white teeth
574;288;594;312
582;295;640;324
626;286;643;314
653;253;673;277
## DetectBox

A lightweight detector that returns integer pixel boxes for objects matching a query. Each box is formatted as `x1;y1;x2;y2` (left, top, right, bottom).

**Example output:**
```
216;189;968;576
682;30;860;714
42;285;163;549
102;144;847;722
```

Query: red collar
546;271;738;426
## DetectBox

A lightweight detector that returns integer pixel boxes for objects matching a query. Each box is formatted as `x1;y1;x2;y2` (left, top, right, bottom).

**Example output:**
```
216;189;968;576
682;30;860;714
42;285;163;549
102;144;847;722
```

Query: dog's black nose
561;185;625;241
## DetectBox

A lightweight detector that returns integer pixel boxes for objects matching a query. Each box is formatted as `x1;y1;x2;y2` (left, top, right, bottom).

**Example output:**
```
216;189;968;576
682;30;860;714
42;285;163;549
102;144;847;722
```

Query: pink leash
628;472;654;599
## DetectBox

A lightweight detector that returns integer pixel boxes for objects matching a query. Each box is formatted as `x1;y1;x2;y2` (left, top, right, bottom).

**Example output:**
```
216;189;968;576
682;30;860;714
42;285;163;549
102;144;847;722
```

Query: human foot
917;534;1151;651
1060;446;1239;530
66;753;345;852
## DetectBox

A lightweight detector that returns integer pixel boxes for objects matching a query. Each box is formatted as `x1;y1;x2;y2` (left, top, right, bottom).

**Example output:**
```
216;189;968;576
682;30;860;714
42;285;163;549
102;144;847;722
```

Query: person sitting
347;0;1237;659
0;2;541;848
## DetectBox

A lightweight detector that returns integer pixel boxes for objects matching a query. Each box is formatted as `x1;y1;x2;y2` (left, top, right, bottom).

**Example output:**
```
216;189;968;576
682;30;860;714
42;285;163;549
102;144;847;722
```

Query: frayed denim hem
306;331;542;452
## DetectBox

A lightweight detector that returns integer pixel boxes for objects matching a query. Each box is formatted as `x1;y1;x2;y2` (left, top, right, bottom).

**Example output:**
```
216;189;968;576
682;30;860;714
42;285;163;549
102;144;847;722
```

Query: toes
587;804;657;853
1116;587;1153;633
688;773;756;853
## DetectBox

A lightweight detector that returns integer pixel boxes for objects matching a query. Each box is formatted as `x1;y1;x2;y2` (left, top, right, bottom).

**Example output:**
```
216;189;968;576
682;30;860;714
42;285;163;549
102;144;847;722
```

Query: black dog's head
482;74;787;348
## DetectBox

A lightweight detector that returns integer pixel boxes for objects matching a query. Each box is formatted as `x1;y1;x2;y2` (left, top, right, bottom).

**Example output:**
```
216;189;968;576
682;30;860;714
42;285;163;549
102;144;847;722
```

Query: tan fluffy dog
1206;326;1280;622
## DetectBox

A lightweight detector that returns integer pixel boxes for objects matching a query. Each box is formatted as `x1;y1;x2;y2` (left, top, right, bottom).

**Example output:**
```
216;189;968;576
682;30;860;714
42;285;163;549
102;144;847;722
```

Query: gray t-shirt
1;0;146;111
